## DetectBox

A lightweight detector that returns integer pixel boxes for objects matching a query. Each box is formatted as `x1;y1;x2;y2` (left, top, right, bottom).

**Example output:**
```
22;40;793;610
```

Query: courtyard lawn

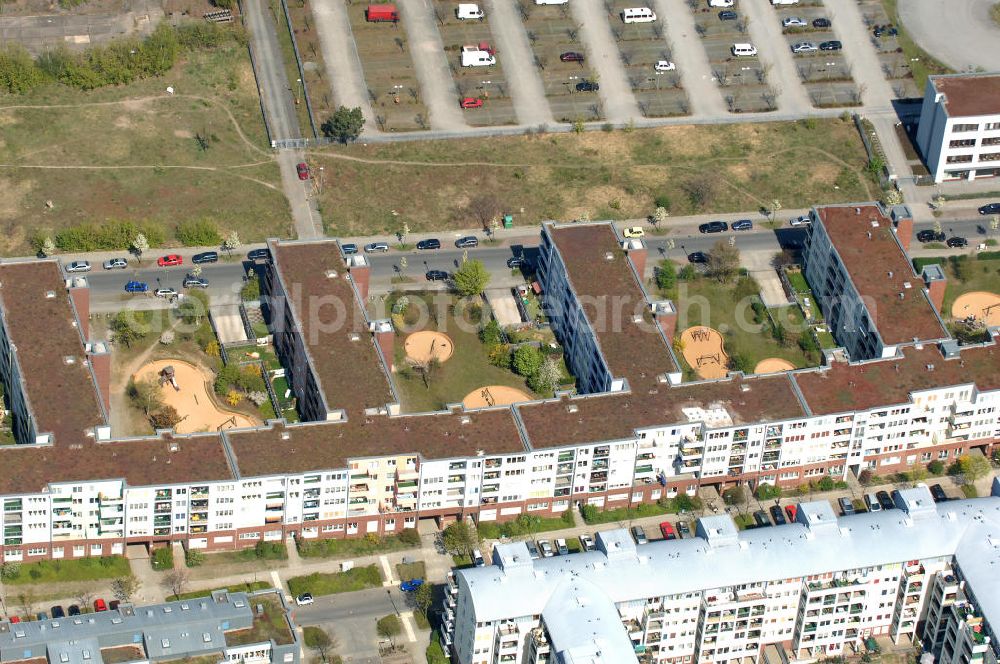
939;257;1000;317
286;565;383;597
3;556;130;584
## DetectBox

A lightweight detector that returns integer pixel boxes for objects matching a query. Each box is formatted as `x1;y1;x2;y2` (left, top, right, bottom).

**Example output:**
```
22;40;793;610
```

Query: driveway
568;0;641;123
898;0;1000;71
0;0;161;55
740;0;812;114
483;0;554;127
399;0;470;131
650;0;726;116
310;0;378;131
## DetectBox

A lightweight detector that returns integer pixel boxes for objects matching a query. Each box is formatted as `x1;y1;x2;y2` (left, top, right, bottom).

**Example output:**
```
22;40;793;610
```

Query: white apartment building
444;485;1000;664
916;73;1000;183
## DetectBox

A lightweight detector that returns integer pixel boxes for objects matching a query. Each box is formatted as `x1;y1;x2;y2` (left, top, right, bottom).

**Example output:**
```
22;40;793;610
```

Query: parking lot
855;0;922;98
691;4;774;113
772;4;861;107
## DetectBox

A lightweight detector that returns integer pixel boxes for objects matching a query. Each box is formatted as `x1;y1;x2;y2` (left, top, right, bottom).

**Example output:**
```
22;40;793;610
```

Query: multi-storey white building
916;73;1000;183
444;485;1000;664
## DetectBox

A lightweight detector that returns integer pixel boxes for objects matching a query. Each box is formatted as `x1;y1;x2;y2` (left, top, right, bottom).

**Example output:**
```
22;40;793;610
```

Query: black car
416;238;441;250
719;9;737;20
455;236;479;248
51;605;65;619
819;40;842;51
838;497;855;516
687;251;707;264
930;484;949;502
876;490;894;510
753;510;771;527
341;243;358;255
769;505;787;525
732;219;753;231
507;256;526;269
947;236;968;248
192;251;218;264
426;270;449;281
560;52;585;62
677;521;691;538
576;80;600;92
699;221;728;233
979;203;1000;215
812;17;831;28
68;605;81;616
917;229;946;243
247;248;271;261
109;600;120;611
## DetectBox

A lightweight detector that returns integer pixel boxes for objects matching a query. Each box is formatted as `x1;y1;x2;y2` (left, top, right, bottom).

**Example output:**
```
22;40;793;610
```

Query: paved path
823;0;896;108
652;0;726;116
740;0;813;114
898;0;1000;72
483;0;555;127
400;0;470;131
309;0;378;131
569;0;642;122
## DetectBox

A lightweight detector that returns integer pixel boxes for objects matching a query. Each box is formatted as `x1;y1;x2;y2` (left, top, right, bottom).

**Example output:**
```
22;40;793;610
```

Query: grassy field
940;258;1000;316
287;565;383;596
311;118;875;236
224;594;294;646
170;581;272;601
0;42;289;255
3;556;130;584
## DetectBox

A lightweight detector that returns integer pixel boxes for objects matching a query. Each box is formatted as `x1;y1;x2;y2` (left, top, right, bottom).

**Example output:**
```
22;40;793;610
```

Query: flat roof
547;224;676;387
0;262;105;444
933;73;1000;118
227;409;526;476
816;204;947;345
794;343;1000;416
270;240;395;416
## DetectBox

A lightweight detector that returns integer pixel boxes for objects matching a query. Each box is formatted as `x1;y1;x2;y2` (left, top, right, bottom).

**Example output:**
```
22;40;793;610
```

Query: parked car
781;16;806;27
50;606;65;619
364;242;390;253
978;202;1000;215
654;60;676;71
538;540;555;557
917;229;946;243
68;605;81;616
8;616;20;623
631;526;648;544
677;520;691;538
526;540;542;559
400;579;424;592
838;497;856;516
699;221;728;233
296;162;310;180
732;219;753;231
36;612;48;621
65;261;91;273
426;270;449;281
102;257;128;270
579;533;596;551
659;521;677;540
785;504;797;521
416;238;442;250
192;251;219;264
876;490;894;510
819;40;842;50
687;251;708;264
157;254;183;267
930;484;949;502
718;9;737;20
295;592;314;606
789;214;811;226
247;248;271;261
460;97;484;109
124;281;149;294
506;256;526;269
341;243;358;256
812;17;831;27
623;226;645;238
947;236;968;248
791;41;818;53
154;288;179;299
769;505;787;525
183;276;209;289
472;549;486;566
94;599;108;612
555;538;569;555
865;493;882;512
576;80;600;92
109;601;120;611
560;51;585;62
455;236;479;248
753;510;771;527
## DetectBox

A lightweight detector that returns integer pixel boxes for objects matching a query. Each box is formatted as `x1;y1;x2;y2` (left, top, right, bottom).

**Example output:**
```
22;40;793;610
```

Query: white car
103;257;128;270
295;593;313;606
709;0;734;6
65;261;91;273
654;60;676;72
781;16;806;27
154;288;179;298
789;215;812;226
791;41;818;53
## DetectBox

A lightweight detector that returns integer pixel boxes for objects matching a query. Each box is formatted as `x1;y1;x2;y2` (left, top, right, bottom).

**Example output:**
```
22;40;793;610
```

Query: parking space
603;1;688;117
773;5;861;107
854;0;920;98
520;4;605;122
433;2;519;126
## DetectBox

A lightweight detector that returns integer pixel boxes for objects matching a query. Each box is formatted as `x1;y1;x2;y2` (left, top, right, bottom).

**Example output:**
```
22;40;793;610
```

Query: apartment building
916;73;1000;183
0;210;997;564
443;485;1000;664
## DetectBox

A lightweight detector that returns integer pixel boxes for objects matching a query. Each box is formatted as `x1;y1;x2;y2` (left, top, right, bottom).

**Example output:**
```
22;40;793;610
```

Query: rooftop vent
871;219;880;228
460;416;471;425
740;384;751;392
325;270;339;279
926;364;935;371
169;443;179;452
348;332;360;342
566;404;579;413
903;281;912;289
855;207;861;215
280;432;290;440
899;292;905;300
888;271;893;278
45;290;56;299
63;356;76;365
604;252;614;262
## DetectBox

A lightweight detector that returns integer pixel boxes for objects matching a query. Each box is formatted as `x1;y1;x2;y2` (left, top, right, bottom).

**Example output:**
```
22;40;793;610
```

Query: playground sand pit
133;359;259;433
462;385;533;409
951;291;1000;326
403;331;454;364
754;357;796;374
679;326;729;380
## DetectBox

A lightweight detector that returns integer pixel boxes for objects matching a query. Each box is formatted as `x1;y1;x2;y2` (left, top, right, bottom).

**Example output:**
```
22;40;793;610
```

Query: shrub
927;460;945;476
678;265;698;281
480;319;504;345
376;614;402;638
815;476;836;491
397;528;421;546
151;547;173;571
858;469;874;485
0;45;46;93
487;344;511;369
254;541;288;560
512;345;544;377
185;550;205;567
655;261;676;291
756;483;781;500
962;484;979;498
175;219;221;246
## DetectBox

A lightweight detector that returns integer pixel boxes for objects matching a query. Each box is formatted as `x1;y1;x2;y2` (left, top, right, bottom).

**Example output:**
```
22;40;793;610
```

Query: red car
560;51;585;62
785;504;797;522
94;599;108;612
157;254;183;267
9;616;20;623
659;521;677;540
460;97;483;109
296;162;310;180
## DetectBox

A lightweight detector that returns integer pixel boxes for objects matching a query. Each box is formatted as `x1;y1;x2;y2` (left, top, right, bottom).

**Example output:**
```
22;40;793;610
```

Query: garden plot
604;2;688;117
346;3;430;131
855;0;919;98
520;4;603;122
690;3;775;113
433;2;519;125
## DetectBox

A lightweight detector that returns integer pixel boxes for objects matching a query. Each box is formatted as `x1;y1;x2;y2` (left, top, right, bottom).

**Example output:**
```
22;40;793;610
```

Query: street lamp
386;588;400;616
294;78;302;106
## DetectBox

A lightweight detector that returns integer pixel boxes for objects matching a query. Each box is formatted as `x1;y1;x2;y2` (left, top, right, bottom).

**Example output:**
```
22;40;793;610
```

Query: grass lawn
580;502;671;525
286;565;383;596
396;561;425;582
733;513;755;530
940;258;1000;317
101;647;146;664
384;291;542;412
0;42;289;255
224;594;294;646
170;580;272;601
311;118;875;236
879;0;952;90
477;512;575;539
297;531;421;558
3;556;130;584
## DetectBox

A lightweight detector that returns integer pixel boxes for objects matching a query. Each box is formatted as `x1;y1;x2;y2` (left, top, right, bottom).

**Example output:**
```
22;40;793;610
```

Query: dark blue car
124;281;148;294
400;578;424;592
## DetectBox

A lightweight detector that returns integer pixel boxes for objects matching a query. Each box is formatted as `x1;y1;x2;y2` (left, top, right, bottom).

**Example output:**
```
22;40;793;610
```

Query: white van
708;0;734;6
535;0;568;5
731;43;757;56
771;0;799;4
621;7;656;23
456;3;484;19
461;45;495;67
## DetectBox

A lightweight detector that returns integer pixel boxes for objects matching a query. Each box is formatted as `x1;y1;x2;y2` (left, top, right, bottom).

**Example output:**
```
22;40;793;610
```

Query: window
949;139;976;148
953;123;979;132
947;155;973;164
980;153;1000;162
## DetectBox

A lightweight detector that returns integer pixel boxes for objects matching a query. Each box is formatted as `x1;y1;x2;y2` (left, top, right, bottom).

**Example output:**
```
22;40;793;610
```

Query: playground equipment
158;365;180;391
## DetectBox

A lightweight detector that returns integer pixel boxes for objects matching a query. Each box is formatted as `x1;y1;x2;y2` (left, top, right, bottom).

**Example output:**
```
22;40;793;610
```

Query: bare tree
516;0;530;20
76;587;96;610
18;591;36;618
163;570;191;599
465;194;504;231
535;54;547;71
707;239;741;284
394;37;405;53
111;575;142;603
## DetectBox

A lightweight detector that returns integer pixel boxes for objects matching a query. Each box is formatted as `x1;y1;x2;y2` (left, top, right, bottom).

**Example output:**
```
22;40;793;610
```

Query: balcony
635;464;654;474
397;465;419;481
155;490;172;499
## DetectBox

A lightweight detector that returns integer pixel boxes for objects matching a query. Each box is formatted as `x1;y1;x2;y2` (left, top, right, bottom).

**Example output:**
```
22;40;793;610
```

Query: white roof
542;577;638;664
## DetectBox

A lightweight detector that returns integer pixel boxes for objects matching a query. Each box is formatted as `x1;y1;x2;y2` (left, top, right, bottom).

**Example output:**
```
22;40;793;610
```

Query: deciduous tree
321;106;365;143
452;259;490;297
707;239;740;283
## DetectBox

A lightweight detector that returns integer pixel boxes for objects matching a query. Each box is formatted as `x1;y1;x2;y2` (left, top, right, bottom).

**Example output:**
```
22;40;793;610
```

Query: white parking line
380;555;395;586
270;570;284;595
400;611;418;642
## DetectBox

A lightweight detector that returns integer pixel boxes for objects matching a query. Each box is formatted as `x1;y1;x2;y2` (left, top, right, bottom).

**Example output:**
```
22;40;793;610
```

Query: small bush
756;483;781;500
151;547;174;571
397;528;421;546
175;219;221;246
185;550;205;567
962;484;979;498
253;541;288;560
927;460;945;476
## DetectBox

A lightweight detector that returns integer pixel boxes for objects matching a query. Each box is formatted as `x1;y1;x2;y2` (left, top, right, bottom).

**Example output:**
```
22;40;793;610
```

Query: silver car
781;16;806;27
103;258;128;270
791;41;818;53
65;261;91;273
364;242;389;253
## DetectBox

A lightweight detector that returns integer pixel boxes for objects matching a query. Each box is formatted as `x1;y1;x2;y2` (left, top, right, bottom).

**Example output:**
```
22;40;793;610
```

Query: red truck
365;4;398;21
